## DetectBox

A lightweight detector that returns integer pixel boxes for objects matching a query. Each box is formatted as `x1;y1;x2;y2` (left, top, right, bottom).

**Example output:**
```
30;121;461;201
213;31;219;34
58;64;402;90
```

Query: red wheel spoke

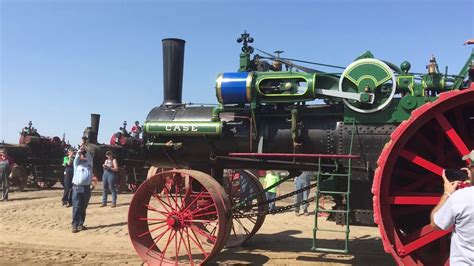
163;185;175;211
435;113;471;161
159;230;176;264
145;204;168;216
148;221;165;226
190;203;217;215
164;183;180;210
184;227;208;258
138;223;168;238
403;224;436;243
388;195;441;205
190;224;217;243
145;227;171;255
153;192;172;213
399;150;444;176
139;217;167;221
174;229;180;265
185;219;216;224
182;190;206;213
178;229;194;266
176;182;185;210
193;210;218;218
398;229;451;257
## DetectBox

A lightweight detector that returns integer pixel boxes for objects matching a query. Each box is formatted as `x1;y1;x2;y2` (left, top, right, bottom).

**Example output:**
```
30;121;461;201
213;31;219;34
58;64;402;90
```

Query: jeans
294;175;311;212
266;192;276;211
62;168;73;204
102;171;117;205
0;172;8;201
72;185;91;228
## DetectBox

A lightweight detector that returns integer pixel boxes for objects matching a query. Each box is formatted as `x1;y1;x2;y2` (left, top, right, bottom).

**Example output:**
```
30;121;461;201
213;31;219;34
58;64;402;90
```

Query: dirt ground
0;181;394;265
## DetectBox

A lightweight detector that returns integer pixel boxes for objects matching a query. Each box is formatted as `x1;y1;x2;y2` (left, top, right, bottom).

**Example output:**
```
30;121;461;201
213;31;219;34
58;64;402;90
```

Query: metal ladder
312;122;357;254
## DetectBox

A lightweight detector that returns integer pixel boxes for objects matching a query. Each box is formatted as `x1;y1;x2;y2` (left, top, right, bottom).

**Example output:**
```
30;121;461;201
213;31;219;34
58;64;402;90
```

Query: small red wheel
373;88;474;265
128;169;231;265
223;169;267;248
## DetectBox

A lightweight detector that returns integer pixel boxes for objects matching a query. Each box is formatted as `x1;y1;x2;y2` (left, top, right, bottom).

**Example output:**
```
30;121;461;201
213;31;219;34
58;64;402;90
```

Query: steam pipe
90;114;100;144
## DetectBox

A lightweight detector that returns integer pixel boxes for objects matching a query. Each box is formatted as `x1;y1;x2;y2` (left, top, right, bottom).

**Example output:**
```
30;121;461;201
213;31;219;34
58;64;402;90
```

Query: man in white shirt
431;150;474;265
71;147;93;233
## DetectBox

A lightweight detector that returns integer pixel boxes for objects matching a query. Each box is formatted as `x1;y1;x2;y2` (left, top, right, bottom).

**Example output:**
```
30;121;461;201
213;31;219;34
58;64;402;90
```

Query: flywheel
339;58;396;113
372;86;474;265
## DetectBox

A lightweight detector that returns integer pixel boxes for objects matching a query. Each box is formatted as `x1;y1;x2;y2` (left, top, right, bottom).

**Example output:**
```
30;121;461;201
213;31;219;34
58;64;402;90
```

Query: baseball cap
462;150;474;166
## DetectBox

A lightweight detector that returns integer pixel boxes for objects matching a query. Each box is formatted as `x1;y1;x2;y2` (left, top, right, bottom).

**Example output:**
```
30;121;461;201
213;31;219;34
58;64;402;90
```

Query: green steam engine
127;32;474;265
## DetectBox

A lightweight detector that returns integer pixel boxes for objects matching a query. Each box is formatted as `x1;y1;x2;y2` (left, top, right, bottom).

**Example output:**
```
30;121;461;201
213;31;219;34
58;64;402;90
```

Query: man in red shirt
130;121;142;139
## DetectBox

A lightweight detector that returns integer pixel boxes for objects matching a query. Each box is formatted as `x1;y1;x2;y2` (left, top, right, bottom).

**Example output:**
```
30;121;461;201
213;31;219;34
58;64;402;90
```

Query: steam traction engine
127;33;474;265
81;114;150;191
0;121;66;189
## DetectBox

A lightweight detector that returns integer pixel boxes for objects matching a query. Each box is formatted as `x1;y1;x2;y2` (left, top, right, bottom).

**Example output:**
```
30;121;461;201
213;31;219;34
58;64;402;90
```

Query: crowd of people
262;170;312;215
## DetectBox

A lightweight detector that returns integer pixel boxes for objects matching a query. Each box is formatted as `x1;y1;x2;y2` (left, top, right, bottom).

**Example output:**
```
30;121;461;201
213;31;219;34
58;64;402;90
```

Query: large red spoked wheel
128;169;231;265
223;169;267;248
373;88;474;265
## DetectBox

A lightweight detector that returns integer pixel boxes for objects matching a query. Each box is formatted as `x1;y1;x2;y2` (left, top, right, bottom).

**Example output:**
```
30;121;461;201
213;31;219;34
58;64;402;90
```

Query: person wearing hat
431;150;474;265
101;150;119;208
0;149;11;201
61;148;76;207
71;146;93;233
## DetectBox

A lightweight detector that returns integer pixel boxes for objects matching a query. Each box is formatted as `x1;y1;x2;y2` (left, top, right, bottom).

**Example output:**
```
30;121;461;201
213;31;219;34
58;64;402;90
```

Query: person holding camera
71;147;93;233
101;151;119;208
431;150;474;265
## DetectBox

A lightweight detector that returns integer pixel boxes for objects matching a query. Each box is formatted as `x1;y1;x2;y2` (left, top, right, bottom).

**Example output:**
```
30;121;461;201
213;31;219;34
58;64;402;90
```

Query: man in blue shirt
71;147;93;233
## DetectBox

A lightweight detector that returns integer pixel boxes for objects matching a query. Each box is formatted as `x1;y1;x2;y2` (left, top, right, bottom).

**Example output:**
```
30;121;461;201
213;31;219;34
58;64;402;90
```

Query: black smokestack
90;114;100;144
161;38;185;107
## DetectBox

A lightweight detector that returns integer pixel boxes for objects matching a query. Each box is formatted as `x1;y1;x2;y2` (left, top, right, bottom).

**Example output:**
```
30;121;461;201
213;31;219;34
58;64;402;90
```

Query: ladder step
316;209;349;214
319;173;351;177
314;228;349;233
317;191;349;195
312;247;349;254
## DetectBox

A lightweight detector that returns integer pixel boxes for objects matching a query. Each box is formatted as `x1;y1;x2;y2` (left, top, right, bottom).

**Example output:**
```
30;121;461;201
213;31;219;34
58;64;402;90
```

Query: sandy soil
0;182;394;265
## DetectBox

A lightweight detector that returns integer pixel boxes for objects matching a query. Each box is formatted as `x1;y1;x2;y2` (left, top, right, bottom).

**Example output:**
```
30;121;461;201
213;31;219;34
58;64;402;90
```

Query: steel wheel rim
128;169;231;265
224;169;267;248
373;88;474;265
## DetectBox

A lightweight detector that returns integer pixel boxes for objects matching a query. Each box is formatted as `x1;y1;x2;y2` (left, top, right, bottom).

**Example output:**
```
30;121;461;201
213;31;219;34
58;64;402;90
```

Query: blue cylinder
215;72;252;104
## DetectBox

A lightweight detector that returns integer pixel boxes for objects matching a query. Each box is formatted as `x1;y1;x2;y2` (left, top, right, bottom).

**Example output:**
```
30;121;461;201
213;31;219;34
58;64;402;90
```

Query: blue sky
1;0;473;145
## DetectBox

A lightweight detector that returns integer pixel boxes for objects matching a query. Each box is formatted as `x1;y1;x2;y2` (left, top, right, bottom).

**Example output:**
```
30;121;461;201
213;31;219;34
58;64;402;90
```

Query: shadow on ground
4;196;48;202
87;222;127;230
212;230;395;265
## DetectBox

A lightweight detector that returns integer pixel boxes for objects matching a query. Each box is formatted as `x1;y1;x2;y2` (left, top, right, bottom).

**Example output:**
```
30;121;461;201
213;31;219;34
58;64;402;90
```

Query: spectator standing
264;170;280;211
101;151;119;208
294;171;312;216
71;147;93;233
0;149;11;201
130;121;142;139
61;148;75;207
430;150;474;265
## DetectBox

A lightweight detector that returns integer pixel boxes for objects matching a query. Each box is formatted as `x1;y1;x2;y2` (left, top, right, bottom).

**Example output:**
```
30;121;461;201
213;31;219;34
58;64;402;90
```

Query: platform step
311;247;349;254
